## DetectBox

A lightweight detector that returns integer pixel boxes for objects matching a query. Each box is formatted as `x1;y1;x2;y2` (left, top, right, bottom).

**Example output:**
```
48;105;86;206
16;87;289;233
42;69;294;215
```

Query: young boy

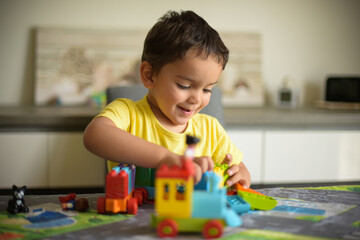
83;10;251;188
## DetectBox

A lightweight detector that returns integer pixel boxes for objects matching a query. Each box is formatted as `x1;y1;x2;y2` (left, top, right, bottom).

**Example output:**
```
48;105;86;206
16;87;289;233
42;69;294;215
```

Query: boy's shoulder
107;96;147;109
192;112;222;127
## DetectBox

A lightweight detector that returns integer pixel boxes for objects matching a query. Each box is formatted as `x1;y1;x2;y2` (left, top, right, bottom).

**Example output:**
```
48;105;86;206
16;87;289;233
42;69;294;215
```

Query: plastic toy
59;193;76;210
213;163;229;188
7;185;29;214
151;135;242;239
230;183;277;211
237;189;277;211
226;195;251;214
97;164;148;215
134;167;156;199
74;198;90;212
59;193;89;212
134;136;201;200
197;163;277;213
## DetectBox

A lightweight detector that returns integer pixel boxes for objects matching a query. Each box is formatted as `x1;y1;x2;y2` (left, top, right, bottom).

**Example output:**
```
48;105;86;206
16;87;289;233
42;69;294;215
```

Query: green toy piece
237;191;277;211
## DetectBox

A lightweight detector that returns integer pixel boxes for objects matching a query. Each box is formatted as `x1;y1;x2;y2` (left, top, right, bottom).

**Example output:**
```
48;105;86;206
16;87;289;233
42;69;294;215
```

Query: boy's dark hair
141;10;229;74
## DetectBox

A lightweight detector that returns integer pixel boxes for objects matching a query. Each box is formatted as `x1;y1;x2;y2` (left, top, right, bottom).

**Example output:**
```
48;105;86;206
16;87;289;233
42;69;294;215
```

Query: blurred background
0;0;359;106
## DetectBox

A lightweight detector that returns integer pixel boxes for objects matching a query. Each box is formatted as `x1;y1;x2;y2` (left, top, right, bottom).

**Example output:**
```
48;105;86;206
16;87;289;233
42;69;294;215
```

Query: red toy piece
59;193;89;212
59;193;76;210
97;164;148;215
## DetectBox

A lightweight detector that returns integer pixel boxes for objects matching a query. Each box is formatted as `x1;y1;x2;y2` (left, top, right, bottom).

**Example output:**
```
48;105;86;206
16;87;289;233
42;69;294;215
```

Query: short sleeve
95;99;132;131
211;120;243;166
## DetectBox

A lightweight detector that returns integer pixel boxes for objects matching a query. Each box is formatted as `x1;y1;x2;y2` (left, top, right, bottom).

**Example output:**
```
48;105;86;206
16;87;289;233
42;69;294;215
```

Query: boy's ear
140;61;154;89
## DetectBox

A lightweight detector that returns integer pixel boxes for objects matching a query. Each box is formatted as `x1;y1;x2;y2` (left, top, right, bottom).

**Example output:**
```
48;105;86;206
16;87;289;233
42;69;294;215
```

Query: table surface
1;185;360;239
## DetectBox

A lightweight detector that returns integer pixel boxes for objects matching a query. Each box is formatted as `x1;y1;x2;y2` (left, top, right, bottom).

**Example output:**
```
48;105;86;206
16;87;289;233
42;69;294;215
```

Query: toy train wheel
136;187;148;202
97;197;106;214
202;220;223;239
127;198;138;215
133;190;144;206
157;219;178;238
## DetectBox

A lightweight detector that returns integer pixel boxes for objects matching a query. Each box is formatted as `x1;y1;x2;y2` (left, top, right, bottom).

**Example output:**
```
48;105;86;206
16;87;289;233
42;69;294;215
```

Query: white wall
1;0;359;106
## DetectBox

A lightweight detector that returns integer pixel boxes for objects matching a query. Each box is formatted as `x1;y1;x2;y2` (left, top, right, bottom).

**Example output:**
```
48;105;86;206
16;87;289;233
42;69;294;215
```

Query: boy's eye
177;83;190;90
203;89;212;94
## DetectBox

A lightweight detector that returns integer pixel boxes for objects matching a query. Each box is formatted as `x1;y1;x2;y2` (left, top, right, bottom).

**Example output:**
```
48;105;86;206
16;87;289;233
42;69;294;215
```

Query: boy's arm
83;116;181;168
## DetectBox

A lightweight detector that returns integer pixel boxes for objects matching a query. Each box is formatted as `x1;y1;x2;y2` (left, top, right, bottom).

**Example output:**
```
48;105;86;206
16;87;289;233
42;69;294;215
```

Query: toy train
96;135;277;239
151;153;242;238
97;164;148;215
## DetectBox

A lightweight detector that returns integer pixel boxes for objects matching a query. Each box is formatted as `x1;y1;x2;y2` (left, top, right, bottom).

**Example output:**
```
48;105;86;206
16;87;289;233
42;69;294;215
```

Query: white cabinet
0;133;48;188
227;130;263;184
0;132;104;188
264;131;360;183
226;129;360;184
1;130;359;188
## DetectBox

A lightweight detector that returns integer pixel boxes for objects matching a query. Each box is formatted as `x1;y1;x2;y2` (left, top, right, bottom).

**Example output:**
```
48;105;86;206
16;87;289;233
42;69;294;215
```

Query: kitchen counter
224;107;360;130
0;106;99;131
0;105;359;131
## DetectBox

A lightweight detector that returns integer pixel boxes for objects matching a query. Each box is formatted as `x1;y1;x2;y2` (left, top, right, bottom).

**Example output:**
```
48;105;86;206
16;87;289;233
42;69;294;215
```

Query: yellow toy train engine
151;135;242;239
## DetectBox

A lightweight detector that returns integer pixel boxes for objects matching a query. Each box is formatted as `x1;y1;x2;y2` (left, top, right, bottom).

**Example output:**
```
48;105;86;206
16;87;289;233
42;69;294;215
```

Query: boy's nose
187;90;201;104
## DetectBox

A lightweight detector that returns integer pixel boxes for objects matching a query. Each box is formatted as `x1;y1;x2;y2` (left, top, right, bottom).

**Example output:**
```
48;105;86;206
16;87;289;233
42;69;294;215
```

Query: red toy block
156;159;195;179
106;170;129;199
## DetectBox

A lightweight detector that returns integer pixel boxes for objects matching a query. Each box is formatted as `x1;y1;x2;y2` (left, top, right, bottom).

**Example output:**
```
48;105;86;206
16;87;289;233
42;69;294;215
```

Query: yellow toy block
155;177;193;218
213;164;229;188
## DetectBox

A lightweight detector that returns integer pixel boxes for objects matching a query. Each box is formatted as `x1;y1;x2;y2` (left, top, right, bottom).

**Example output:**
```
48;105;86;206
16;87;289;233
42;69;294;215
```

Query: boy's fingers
237;179;249;189
226;174;241;187
194;164;202;184
226;164;241;187
208;157;215;171
194;157;214;173
226;163;239;177
222;153;233;165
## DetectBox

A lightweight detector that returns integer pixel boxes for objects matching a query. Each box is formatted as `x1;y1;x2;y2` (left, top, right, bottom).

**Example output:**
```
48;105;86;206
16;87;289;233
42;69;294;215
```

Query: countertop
0;105;359;131
224;107;360;130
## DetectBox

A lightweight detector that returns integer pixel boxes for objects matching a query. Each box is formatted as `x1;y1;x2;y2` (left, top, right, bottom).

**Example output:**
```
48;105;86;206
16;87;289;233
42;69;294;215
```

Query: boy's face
147;49;223;132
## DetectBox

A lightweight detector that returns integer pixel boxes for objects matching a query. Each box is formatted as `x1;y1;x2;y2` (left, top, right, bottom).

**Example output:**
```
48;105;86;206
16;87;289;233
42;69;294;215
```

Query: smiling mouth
178;106;193;115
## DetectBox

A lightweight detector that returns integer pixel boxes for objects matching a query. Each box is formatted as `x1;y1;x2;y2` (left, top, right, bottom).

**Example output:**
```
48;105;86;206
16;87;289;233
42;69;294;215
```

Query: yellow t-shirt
96;95;243;170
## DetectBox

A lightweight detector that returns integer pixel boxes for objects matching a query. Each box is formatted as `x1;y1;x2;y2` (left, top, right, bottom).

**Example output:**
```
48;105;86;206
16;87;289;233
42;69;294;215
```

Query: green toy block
237;191;277;211
135;167;156;186
214;163;229;187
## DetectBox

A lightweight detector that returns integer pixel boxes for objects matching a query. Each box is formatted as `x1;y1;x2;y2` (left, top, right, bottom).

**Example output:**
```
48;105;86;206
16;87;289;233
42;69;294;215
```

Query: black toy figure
7;185;29;214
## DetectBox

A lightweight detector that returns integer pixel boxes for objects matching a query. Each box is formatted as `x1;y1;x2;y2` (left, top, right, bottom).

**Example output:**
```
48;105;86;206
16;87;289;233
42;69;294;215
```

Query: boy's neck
146;95;188;134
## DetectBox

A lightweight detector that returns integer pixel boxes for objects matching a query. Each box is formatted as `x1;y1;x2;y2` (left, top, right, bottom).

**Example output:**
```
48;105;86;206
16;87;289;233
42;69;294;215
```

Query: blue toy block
194;172;209;190
226;195;251;214
192;190;225;218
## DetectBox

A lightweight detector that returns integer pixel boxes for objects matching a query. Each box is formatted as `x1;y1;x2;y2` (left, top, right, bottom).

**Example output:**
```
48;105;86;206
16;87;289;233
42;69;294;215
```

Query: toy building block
135;167;156;199
155;159;195;218
59;193;76;210
234;182;265;196
213;163;229;188
226;195;251;214
230;183;277;210
152;135;242;239
59;193;89;212
97;164;148;215
74;198;89;212
237;190;277;211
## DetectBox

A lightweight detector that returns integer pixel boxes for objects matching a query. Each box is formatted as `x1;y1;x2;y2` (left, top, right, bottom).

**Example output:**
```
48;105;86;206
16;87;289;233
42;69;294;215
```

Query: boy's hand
222;153;251;188
193;156;214;184
158;154;214;184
